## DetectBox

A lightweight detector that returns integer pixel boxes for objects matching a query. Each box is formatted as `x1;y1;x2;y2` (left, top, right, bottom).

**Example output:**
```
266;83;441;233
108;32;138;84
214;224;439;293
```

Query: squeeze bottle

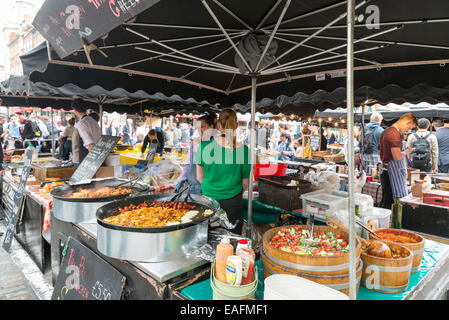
225;255;243;286
215;236;233;284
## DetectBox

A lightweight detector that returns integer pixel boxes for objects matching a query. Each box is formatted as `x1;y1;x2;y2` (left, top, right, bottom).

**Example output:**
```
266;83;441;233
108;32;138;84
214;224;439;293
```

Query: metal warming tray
96;193;218;262
50;178;149;223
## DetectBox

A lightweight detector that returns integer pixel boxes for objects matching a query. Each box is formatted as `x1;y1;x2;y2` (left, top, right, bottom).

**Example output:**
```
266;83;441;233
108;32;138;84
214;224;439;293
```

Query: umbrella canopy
315;102;449;121
1;74;219;116
28;0;449;107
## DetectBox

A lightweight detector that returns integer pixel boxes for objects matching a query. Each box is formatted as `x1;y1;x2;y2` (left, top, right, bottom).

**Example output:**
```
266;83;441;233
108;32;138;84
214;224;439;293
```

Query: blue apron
387;153;408;199
186;142;202;194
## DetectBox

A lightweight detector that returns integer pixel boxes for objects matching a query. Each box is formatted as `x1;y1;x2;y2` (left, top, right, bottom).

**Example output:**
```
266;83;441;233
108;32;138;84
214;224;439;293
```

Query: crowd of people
1;101;449;235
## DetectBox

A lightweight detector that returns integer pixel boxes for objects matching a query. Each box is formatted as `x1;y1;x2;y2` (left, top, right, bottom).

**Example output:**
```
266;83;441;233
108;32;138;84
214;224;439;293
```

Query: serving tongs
326;216;370;247
117;176;141;189
170;184;192;202
302;213;320;247
356;220;383;241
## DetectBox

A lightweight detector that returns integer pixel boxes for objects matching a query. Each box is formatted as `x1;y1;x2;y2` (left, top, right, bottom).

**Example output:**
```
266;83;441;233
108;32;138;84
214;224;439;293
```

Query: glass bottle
390;197;403;229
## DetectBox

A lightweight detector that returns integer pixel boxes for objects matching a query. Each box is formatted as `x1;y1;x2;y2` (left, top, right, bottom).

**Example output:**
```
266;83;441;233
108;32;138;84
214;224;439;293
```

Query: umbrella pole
347;0;357;300
246;77;257;239
99;103;104;134
51;107;55;157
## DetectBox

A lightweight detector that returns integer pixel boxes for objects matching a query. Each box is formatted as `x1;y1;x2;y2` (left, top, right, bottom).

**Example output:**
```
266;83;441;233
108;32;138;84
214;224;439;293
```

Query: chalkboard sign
69;135;120;185
33;0;160;58
52;236;126;300
310;135;321;152
2;148;33;251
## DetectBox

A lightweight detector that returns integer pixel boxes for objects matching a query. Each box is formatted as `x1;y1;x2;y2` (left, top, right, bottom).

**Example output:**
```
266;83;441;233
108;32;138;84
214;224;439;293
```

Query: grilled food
103;202;212;227
65;186;132;198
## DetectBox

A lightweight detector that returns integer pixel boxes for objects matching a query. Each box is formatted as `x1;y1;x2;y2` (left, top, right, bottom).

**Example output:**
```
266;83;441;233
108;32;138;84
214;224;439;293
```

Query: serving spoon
302;213;320;246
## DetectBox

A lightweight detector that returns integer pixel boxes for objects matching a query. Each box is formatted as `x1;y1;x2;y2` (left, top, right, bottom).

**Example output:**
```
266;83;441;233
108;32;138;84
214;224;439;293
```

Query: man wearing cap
72;99;101;163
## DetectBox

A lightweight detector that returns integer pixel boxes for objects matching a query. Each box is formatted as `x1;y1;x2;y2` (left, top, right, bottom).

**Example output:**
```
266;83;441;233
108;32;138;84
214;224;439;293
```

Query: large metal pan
50;178;149;223
96;193;217;262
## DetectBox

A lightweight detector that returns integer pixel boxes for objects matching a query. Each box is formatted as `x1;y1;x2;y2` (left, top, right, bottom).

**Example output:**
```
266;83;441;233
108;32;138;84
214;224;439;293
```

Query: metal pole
51;108;55;157
346;0;357;300
246;77;257;239
99;103;104;134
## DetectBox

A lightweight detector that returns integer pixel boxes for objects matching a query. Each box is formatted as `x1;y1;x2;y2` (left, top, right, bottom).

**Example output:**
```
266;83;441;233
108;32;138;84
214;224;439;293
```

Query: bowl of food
370;228;425;273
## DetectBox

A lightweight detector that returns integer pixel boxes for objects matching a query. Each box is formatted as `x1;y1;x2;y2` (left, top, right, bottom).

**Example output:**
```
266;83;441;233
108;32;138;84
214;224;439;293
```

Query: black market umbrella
30;0;449;298
1;74;219;117
29;0;449;105
315;103;449;122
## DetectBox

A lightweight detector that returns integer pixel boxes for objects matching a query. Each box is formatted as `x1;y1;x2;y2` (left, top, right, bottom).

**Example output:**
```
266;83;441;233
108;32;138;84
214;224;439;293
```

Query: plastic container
359;207;391;238
237;247;255;285
236;239;249;252
215;237;234;284
301;190;346;221
254;164;287;180
226;255;243;286
264;274;349;300
258;176;312;211
211;260;258;300
331;190;374;212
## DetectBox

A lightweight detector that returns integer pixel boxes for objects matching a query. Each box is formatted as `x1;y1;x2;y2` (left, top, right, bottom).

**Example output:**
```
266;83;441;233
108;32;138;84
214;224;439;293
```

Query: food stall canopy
1;74;219;116
28;0;449;108
315;102;449;122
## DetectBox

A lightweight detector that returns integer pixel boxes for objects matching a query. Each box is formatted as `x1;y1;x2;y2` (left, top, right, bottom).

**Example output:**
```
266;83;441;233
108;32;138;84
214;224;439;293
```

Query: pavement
0;222;53;300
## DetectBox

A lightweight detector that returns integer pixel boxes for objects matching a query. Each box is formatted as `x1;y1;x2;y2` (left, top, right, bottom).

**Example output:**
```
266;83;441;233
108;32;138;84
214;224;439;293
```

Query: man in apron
72;99;101;164
378;113;417;209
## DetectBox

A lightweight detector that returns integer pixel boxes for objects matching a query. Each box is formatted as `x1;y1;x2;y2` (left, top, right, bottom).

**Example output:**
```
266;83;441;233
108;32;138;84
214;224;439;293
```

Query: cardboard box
93;165;126;179
411;183;423;198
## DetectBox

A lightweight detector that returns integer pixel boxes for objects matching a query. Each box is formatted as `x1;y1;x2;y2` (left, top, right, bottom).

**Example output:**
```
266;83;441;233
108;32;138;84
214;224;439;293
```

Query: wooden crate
31;165;77;181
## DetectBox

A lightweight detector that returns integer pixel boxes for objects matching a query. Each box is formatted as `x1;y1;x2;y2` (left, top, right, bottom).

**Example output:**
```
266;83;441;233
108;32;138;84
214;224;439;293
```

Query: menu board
52;237;126;300
33;0;161;58
69;135;120;185
2;148;33;251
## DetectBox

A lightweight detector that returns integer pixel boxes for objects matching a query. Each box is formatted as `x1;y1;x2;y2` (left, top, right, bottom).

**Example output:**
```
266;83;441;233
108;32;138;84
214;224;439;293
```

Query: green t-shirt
194;140;252;201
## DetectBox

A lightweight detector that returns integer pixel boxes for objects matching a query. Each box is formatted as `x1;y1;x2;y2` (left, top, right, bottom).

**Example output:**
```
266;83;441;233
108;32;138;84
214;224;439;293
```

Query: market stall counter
49;198;212;300
400;194;449;240
179;237;449;300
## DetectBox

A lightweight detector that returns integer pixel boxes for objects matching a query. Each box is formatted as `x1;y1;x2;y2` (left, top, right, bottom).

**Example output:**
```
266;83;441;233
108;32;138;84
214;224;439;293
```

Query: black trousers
218;192;243;235
380;170;394;209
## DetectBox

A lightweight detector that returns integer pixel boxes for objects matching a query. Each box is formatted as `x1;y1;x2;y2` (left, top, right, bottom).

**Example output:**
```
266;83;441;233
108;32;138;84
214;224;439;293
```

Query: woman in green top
195;109;251;234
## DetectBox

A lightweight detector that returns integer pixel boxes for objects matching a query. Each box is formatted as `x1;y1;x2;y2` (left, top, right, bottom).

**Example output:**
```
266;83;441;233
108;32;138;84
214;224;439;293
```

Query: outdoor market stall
21;0;449;301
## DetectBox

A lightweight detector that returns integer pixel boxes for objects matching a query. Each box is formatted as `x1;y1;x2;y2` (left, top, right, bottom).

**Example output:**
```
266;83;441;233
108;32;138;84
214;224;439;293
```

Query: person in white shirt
72;99;101;163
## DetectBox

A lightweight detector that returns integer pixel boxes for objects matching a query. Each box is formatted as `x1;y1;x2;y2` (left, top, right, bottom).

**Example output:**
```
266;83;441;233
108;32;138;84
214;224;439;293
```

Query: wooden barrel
262;225;362;295
361;242;412;294
369;228;424;273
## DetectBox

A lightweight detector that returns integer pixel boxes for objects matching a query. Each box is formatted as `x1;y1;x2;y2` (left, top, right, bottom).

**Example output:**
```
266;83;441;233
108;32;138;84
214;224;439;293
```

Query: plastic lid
238;239;248;245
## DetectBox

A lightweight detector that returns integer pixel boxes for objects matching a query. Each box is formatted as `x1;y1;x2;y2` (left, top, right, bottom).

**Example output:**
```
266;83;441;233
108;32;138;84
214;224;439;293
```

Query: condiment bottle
226;255;243;286
215;236;234;284
237;246;256;285
235;239;249;253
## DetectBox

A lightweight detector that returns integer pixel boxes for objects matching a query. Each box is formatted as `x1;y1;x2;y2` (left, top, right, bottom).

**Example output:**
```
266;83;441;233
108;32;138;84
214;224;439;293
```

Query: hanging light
328;117;332;122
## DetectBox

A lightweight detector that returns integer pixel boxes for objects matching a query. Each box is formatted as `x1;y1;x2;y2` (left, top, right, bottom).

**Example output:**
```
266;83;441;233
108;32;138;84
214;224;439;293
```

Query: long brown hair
218;109;238;149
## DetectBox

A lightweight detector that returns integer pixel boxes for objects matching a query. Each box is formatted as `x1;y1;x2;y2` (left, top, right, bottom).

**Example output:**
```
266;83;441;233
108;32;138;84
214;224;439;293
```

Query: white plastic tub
264;274;349;300
301;190;346;220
